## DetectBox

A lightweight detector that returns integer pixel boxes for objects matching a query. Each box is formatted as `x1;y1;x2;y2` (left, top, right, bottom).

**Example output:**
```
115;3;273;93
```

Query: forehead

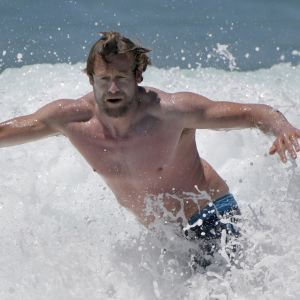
93;53;134;75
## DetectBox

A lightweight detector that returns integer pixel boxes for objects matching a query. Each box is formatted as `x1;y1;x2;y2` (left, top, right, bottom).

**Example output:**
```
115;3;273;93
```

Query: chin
103;105;130;118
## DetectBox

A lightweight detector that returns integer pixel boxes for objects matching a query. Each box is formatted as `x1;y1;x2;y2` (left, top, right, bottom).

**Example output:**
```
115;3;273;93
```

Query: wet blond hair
84;32;151;82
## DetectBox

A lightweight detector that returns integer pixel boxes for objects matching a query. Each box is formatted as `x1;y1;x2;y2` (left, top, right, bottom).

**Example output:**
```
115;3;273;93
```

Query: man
1;32;300;241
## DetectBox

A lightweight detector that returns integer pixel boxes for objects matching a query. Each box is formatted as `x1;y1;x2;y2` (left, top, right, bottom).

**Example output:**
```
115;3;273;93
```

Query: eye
117;75;131;82
95;75;109;81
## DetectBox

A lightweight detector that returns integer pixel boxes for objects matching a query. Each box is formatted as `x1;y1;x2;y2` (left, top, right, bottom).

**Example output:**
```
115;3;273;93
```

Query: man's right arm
0;98;89;148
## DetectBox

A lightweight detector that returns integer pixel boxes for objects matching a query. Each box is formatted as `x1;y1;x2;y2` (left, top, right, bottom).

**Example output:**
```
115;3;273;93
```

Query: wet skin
63;90;229;226
1;54;300;228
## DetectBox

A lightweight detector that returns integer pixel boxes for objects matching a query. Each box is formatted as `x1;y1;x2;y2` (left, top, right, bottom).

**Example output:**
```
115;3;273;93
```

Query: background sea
1;0;300;71
1;1;300;300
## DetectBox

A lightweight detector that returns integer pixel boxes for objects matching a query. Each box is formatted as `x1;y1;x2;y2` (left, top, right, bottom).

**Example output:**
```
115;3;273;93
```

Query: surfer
1;32;300;240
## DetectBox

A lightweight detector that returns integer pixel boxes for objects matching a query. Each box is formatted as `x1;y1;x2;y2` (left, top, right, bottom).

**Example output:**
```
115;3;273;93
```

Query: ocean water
1;0;300;299
1;62;300;299
1;0;300;72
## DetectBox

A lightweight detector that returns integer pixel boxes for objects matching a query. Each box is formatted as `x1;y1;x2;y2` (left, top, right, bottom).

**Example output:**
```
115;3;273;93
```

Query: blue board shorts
183;193;241;240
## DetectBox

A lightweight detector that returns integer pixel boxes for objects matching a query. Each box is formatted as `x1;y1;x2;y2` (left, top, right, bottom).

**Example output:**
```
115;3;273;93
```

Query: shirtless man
1;32;300;239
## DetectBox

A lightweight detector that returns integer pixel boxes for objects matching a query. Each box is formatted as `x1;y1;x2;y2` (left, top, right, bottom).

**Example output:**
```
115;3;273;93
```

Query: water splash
0;62;300;299
213;43;238;71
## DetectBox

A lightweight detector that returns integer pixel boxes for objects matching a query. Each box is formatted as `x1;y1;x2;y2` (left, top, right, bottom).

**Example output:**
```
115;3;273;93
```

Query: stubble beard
96;94;135;118
102;102;131;118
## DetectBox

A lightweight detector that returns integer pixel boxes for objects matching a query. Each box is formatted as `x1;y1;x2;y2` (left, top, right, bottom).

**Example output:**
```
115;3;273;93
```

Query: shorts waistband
188;193;239;225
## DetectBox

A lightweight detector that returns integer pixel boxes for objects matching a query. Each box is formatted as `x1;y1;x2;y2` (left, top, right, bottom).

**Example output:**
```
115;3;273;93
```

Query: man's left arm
172;92;300;163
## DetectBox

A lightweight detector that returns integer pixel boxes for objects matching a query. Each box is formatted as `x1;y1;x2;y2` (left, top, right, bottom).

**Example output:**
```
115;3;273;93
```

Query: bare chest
64;117;183;178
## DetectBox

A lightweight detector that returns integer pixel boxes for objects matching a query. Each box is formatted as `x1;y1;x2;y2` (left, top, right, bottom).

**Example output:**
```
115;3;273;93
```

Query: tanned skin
1;53;300;227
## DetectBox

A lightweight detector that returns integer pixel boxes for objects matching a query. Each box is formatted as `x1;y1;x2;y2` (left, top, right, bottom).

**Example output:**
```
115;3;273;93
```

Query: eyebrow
94;70;130;77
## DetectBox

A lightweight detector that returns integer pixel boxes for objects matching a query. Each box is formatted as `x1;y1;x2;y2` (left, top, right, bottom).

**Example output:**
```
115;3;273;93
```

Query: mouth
106;98;123;104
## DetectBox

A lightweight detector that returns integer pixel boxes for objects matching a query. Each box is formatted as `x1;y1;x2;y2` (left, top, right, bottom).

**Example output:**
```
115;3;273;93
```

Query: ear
89;76;94;85
135;70;142;83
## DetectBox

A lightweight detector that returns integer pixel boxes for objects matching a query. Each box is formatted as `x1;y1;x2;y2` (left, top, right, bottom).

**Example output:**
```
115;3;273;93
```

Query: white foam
0;63;300;299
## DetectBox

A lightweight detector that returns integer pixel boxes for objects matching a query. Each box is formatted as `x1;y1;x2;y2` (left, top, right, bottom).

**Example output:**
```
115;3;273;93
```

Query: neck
96;95;141;138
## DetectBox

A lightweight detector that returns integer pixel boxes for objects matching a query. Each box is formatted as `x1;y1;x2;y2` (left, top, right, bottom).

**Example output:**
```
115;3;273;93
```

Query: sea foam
0;63;300;299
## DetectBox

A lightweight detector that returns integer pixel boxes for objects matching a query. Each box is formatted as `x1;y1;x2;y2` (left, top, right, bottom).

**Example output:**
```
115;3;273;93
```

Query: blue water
1;0;300;72
2;1;300;299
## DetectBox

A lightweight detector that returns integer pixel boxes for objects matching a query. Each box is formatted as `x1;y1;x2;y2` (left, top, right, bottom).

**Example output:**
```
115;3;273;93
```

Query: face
91;53;139;118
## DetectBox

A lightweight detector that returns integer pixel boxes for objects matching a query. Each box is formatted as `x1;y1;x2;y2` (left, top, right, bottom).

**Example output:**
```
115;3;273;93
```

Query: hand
269;126;300;163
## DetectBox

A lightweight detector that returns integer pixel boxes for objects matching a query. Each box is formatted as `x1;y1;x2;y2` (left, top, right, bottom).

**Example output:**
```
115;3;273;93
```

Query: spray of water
0;62;300;299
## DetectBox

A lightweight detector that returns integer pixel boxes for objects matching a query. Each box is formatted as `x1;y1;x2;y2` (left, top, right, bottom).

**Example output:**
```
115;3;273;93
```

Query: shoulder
35;92;95;129
139;86;169;104
141;87;211;117
140;86;173;113
169;91;212;111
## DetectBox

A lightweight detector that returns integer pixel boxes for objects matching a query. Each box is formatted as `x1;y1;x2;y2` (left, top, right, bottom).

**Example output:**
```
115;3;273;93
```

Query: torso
61;87;229;226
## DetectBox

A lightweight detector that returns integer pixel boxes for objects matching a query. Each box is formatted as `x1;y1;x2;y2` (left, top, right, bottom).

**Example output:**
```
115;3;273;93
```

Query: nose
108;80;120;94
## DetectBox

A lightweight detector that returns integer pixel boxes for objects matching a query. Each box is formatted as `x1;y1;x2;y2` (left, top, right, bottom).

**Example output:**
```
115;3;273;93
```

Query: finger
290;135;300;152
283;135;297;159
276;139;287;163
269;144;277;155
